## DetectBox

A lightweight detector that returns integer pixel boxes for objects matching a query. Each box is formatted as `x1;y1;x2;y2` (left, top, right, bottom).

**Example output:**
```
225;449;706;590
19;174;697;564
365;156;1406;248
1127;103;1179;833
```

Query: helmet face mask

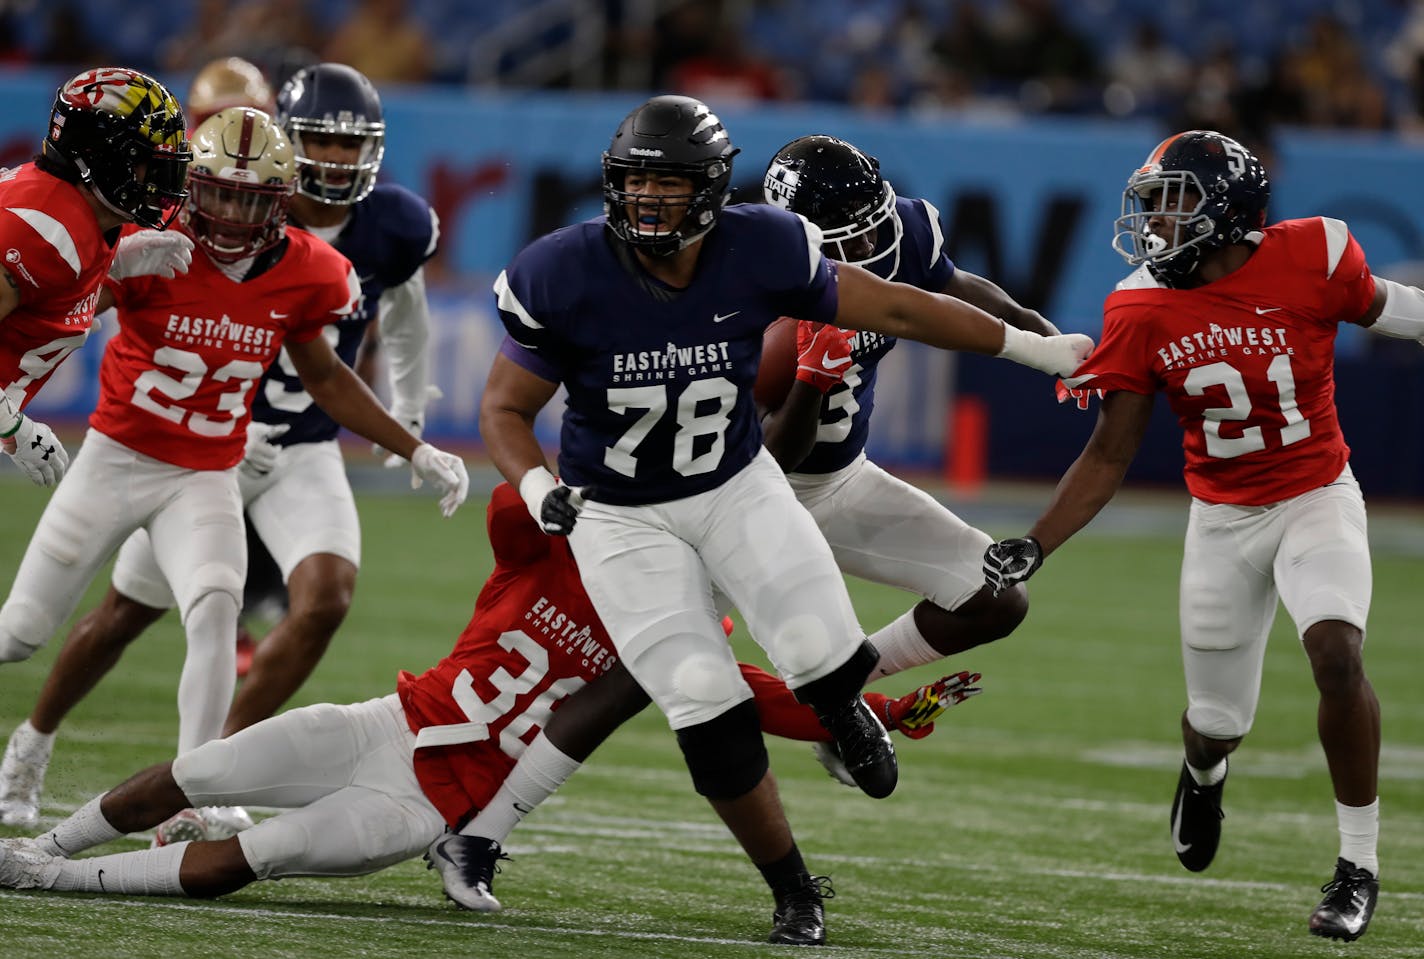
183;107;295;263
44;67;192;229
275;63;384;205
1112;130;1270;286
763;135;903;279
602;96;737;258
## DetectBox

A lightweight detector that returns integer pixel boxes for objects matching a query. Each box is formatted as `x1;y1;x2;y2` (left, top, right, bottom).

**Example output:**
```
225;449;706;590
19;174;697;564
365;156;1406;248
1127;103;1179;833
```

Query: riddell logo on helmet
629;147;664;157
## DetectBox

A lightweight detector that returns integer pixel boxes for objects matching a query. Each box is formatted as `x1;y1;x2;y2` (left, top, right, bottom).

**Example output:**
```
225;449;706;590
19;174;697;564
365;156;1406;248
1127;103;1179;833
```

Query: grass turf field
0;470;1420;959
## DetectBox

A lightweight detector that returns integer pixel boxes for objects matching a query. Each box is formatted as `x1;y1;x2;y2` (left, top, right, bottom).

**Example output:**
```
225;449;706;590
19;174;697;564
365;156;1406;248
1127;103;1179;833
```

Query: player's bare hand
983;536;1043;596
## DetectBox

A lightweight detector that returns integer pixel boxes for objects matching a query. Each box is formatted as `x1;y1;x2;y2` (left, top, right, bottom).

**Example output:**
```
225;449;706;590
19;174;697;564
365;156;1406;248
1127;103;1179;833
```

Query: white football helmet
183;107;296;263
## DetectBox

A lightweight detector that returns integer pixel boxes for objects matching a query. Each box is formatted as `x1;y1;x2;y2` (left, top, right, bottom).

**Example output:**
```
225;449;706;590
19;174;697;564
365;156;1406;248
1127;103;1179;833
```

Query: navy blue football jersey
794;196;955;474
252;182;439;445
496;204;838;506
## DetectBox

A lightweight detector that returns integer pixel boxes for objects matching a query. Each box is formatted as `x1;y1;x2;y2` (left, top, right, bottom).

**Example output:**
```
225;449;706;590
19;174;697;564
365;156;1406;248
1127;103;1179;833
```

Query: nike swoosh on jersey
822;352;851;368
712;311;740;323
270;310;289;319
1254;306;1282;314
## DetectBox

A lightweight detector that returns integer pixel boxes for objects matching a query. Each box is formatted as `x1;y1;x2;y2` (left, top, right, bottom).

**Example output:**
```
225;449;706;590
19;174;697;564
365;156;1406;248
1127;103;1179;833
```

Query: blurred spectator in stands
1104;19;1191;117
1385;2;1424;134
186;56;274;129
983;0;1100;113
668;25;789;104
163;0;319;84
846;61;899;114
324;0;432;85
34;3;102;67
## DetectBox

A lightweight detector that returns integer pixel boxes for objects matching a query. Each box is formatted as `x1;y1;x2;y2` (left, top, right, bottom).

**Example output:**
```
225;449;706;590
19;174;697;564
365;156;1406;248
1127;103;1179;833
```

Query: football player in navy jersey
479;94;1093;945
0;64;444;842
759;135;1056;699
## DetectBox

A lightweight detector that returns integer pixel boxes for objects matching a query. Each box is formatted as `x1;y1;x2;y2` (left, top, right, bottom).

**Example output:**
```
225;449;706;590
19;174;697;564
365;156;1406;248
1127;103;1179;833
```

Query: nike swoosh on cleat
822;353;851;368
1171;803;1191;854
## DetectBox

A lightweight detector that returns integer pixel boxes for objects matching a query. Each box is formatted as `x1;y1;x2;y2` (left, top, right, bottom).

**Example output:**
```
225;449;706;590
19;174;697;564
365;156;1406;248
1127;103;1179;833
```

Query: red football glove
880;670;983;739
795;320;857;393
1056;379;1106;410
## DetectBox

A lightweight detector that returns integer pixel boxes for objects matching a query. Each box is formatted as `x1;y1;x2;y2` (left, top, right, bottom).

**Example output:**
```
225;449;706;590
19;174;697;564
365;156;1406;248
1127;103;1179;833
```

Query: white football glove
109;230;195;281
3;416;68;486
239;422;290;477
410;443;469;518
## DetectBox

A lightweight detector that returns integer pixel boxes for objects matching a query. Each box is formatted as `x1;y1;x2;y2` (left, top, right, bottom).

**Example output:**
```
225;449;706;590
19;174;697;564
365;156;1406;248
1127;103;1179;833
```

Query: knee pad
675;700;769;800
171;737;241;801
235;815;313;881
792;640;879;710
1186;699;1252;741
0;596;60;663
177;562;245;619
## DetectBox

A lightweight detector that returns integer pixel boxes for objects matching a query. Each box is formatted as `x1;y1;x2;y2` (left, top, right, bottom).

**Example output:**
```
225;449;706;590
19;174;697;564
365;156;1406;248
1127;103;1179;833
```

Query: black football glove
540;485;586;536
983;536;1043;596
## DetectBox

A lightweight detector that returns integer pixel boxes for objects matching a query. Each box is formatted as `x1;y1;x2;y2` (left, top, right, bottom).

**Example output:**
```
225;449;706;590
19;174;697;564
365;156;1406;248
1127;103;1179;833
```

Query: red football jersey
91;226;359;469
1066;217;1376;506
398;483;621;829
0;163;116;407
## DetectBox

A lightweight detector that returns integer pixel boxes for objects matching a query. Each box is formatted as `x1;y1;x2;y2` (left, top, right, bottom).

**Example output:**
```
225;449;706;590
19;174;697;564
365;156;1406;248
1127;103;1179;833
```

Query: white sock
865;609;941;678
47;839;189;895
1186;757;1228;787
459;733;581;843
1336;798;1380;876
176;593;240;754
34;793;122;857
11;719;56;760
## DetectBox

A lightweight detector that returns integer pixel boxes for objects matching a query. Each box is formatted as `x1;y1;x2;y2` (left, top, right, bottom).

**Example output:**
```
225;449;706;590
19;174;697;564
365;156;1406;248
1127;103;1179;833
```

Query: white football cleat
152;808;210;847
0;837;59;889
199;806;255;840
0;723;55;828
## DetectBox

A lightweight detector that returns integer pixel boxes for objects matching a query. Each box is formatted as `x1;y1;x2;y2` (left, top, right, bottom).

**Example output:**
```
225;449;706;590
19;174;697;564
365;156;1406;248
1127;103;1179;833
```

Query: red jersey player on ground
0;67;195;486
982;130;1424;943
0;482;968;907
0;107;467;828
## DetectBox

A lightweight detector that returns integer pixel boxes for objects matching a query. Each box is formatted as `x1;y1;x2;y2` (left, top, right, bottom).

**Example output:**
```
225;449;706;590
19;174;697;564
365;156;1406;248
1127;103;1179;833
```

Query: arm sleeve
377;266;433;422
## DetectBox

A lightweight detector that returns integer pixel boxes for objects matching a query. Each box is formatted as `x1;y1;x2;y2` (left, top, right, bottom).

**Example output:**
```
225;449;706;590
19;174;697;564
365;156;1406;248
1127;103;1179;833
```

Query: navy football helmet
602;95;737;257
42;67;192;229
1113;130;1270;287
275;63;384;205
763;135;902;279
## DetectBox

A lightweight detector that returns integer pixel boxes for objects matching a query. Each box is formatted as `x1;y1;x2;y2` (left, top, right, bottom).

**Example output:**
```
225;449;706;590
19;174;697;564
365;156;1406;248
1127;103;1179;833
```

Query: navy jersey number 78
495;204;839;505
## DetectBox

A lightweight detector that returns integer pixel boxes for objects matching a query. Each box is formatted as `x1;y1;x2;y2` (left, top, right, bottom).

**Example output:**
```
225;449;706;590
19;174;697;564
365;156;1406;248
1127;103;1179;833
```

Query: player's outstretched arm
984;389;1152;595
287;335;468;517
834;263;1093;377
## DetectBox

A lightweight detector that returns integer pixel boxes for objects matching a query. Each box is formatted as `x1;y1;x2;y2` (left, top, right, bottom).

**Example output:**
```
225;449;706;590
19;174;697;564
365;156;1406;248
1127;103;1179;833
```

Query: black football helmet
1112;130;1270;287
275;63;384;205
602;95;737;257
42;67;192;229
763;135;902;279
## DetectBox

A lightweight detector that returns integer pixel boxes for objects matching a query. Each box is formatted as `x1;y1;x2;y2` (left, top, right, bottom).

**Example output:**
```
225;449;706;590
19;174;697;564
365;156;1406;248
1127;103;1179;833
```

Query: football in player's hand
752;316;798;412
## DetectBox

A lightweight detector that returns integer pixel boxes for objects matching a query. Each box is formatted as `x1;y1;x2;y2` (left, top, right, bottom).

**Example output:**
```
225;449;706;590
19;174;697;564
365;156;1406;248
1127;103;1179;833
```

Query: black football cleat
814;699;897;798
769;875;834;946
1309;858;1378;942
1169;760;1226;872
